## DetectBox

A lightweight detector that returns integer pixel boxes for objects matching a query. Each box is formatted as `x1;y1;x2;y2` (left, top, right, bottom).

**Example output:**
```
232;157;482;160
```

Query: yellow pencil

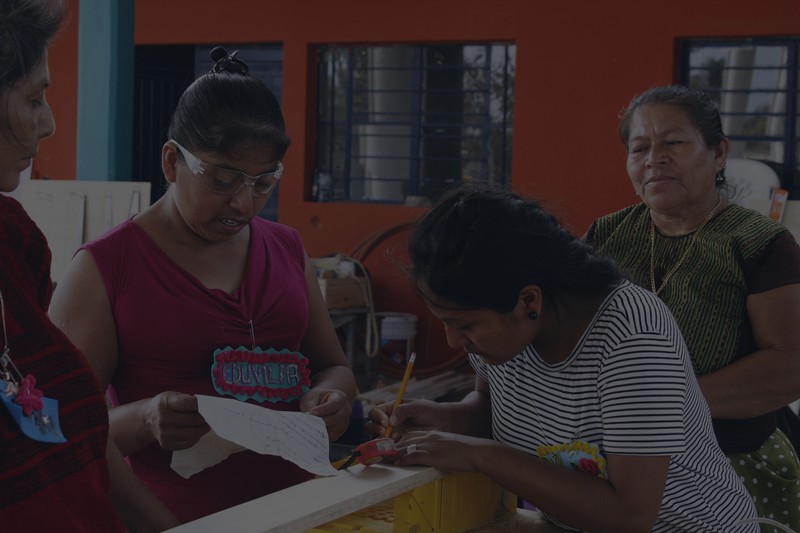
383;352;416;438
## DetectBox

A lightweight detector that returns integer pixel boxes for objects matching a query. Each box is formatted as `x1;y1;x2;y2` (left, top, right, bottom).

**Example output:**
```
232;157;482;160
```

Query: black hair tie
209;46;249;75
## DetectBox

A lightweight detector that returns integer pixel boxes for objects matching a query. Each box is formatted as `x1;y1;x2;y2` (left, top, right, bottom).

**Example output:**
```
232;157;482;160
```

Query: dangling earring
528;311;538;320
715;164;726;184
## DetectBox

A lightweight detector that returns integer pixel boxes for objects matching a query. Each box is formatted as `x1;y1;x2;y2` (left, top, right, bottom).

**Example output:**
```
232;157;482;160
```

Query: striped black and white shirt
469;281;758;532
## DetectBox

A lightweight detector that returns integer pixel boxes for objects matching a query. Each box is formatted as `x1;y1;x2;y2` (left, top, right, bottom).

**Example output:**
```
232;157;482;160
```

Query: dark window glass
680;39;800;199
315;43;515;204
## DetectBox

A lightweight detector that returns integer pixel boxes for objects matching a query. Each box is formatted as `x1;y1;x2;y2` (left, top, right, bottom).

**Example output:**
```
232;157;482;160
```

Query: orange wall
40;0;800;373
35;0;79;180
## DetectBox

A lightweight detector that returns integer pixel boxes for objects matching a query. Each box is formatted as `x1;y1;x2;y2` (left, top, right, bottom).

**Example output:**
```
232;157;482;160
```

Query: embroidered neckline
648;194;722;296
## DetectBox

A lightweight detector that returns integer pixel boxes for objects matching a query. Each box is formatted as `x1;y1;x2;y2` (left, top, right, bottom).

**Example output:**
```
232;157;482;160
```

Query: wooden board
318;277;368;309
15;179;151;283
164;465;444;533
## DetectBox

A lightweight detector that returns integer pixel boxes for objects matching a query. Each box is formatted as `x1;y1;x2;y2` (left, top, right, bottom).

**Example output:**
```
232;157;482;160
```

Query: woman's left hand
394;430;492;474
301;388;352;441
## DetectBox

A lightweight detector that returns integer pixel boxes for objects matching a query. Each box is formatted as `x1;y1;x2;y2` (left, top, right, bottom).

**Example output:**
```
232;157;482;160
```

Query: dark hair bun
208;46;249;75
210;46;228;63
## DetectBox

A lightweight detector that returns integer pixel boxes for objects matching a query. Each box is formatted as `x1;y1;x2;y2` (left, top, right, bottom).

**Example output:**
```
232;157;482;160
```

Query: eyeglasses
170;140;283;197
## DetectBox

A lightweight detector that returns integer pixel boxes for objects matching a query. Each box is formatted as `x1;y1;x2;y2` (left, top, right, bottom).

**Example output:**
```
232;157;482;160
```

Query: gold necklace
648;194;722;296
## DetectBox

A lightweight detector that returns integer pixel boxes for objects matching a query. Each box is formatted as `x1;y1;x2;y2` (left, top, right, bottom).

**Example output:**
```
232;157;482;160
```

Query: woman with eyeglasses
48;47;357;523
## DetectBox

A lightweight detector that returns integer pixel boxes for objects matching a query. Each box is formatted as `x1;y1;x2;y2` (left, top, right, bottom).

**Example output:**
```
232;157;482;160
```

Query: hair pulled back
167;47;289;159
618;84;726;150
408;183;623;313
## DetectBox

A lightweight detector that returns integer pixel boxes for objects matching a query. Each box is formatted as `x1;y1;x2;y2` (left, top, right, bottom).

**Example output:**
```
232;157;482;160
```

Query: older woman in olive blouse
587;84;800;530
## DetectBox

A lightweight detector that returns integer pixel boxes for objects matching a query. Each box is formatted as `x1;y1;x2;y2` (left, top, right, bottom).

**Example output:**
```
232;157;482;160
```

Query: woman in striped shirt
369;184;758;532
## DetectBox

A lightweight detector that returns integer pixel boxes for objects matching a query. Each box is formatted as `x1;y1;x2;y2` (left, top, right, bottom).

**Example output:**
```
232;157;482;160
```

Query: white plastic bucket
378;312;417;364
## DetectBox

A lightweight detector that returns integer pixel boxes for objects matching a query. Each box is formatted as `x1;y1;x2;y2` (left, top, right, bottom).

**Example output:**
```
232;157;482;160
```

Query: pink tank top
83;217;314;522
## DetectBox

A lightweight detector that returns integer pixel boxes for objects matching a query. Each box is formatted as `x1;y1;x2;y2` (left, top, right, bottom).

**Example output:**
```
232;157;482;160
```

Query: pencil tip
409;353;416;363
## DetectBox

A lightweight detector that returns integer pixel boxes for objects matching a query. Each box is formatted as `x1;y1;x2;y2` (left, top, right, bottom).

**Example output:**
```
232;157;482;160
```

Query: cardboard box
318;277;367;309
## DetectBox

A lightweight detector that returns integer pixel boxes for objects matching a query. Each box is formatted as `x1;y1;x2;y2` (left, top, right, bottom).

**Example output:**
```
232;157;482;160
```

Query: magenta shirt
83;217;314;522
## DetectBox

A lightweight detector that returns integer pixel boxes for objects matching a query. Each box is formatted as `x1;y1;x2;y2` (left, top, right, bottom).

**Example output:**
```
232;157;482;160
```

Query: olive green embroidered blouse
589;203;789;377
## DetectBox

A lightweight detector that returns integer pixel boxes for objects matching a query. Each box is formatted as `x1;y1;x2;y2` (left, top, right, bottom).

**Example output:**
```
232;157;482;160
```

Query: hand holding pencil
337;353;418;470
383;352;416;438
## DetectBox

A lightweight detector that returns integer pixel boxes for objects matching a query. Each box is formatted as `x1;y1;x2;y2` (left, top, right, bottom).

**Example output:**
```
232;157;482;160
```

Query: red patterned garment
0;195;124;531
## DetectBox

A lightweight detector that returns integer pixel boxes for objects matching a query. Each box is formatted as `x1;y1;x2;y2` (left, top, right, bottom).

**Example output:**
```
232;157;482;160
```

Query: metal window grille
679;38;800;198
315;43;515;204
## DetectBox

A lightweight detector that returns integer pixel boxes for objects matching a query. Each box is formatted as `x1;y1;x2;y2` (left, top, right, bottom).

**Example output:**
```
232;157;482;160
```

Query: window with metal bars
314;43;515;205
679;38;800;198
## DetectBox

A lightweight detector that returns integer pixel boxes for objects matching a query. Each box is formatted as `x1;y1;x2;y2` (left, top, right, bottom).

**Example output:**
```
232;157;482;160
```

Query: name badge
1;378;67;444
211;347;311;403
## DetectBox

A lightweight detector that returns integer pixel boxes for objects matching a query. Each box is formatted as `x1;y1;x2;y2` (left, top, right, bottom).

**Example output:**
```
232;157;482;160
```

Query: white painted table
163;464;561;533
164;465;443;533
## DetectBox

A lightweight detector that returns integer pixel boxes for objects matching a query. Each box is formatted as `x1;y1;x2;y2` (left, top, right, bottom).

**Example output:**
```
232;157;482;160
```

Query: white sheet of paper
170;395;337;478
170;431;246;478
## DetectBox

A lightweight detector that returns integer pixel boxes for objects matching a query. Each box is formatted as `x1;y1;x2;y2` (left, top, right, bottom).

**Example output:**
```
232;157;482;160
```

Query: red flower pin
14;374;44;416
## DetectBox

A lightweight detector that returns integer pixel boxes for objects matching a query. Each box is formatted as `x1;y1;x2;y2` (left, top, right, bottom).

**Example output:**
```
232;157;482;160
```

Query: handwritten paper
171;395;337;478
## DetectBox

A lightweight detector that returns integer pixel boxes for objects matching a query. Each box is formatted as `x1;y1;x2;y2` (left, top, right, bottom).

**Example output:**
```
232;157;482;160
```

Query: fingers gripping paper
171;395;337;478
